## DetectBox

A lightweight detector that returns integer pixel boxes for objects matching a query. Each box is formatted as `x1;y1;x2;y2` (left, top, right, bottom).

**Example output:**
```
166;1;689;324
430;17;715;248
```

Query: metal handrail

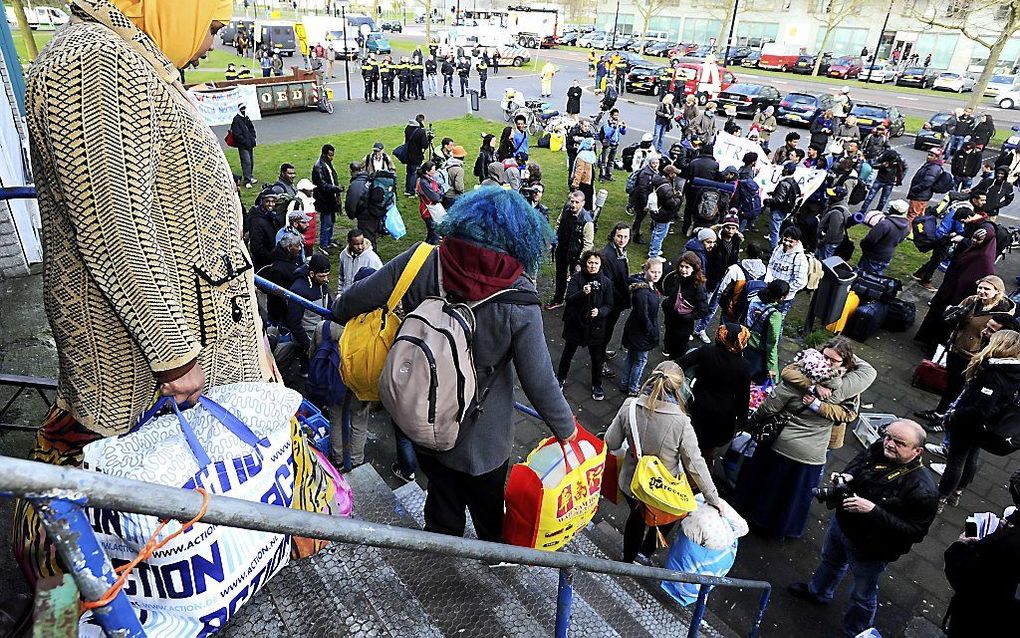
0;455;771;637
0;373;57;430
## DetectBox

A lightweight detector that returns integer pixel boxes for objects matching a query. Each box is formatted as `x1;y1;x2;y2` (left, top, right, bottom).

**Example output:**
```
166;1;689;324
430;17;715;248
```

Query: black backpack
911;214;939;253
932;168;954;194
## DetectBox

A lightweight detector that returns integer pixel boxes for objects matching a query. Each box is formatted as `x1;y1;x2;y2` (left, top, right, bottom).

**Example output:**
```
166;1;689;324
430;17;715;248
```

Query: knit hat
287;210;311;222
697;228;717;242
451;145;467;158
296;178;315;192
889;199;909;214
308;254;331;273
721;212;740;227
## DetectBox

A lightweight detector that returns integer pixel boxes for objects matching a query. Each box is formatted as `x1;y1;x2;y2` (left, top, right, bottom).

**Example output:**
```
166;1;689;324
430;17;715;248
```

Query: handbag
224;129;237;148
747;411;790;445
627;400;698;524
673;289;694;316
393;142;409;164
425;201;447;224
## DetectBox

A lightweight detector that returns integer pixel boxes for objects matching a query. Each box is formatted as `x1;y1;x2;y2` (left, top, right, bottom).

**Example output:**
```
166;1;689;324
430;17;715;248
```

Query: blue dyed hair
437;186;554;273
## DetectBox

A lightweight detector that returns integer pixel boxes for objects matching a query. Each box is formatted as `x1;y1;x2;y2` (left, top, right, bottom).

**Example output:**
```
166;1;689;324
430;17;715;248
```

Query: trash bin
467;89;480;112
813;256;858;327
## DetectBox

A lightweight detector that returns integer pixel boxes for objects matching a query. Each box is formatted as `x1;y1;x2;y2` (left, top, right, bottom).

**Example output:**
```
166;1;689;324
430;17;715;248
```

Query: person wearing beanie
632;132;659;172
858;199;911;276
678;323;752;468
286;253;334;372
816;189;851;260
694;213;744;342
765;226;808;313
907;148;949;221
683;227;718;274
442;145;468;207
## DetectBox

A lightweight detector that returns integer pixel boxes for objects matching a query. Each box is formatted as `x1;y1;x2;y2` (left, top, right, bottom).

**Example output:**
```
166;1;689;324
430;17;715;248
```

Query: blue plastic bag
661;523;739;606
385;201;406;239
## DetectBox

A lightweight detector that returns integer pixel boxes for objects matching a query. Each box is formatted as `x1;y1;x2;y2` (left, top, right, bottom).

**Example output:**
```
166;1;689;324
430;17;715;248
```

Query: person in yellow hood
13;0;339;591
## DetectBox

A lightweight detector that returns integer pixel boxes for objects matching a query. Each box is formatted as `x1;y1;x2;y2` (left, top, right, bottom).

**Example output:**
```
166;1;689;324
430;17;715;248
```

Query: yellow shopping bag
627;401;698;518
503;422;606;551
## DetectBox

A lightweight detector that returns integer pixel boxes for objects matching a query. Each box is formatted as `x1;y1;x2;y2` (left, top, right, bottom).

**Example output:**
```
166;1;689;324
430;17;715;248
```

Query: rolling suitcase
883;299;916;332
843;301;888;342
851;271;901;303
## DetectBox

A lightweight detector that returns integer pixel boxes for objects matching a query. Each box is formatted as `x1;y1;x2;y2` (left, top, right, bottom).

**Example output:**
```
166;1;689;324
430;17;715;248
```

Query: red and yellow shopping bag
503;422;606;551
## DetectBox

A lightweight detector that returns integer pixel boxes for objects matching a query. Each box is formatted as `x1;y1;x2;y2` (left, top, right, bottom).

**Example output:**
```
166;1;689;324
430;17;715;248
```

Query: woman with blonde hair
938;330;1020;509
604;361;722;564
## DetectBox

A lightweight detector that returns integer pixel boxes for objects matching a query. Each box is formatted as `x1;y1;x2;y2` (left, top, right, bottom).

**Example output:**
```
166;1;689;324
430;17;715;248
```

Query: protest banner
188;85;263;128
713;130;827;201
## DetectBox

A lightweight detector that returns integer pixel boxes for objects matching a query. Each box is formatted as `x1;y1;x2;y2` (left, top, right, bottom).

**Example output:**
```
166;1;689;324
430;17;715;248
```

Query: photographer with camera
788;419;939;638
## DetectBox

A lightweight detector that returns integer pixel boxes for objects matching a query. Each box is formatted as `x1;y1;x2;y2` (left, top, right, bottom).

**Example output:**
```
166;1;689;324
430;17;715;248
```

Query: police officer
457;56;471;97
476;53;490;99
397;56;410;102
367;56;380;102
360;56;374;102
441;55;455;96
411;56;425;100
380;55;394;103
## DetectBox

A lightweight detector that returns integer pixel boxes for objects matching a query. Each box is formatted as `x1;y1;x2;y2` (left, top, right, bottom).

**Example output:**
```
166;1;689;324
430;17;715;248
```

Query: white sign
713;130;827;201
187;85;263;127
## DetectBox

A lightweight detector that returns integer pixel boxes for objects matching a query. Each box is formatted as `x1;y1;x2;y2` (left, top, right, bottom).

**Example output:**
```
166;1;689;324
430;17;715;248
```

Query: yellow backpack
339;242;434;401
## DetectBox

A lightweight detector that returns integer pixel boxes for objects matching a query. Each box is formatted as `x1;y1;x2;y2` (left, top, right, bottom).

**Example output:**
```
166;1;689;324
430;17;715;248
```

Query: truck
5;5;69;30
301;15;357;60
255;20;298;57
507;6;558;49
758;42;801;72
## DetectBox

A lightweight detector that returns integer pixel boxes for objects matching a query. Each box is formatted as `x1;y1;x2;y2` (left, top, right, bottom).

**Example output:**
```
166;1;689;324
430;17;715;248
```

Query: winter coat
599;120;627;146
260;245;302;324
860;132;888;162
651;176;684;222
688;113;717;145
622;276;660;352
684;154;720;183
600;242;631;310
817;203;849;246
755;371;840;465
708;230;742;284
944;518;1020;636
907;160;945;201
631;144;658;171
655;101;675;129
555;206;595;261
363;152;396;178
604;396;721;506
873;149;903;185
951;148;983;179
972;177;1015;214
562;270;613;346
333;242;574;475
474;147;497;180
766;177;801;214
973;118;995;147
860;214;910;262
834;441;938;562
444;157;467;200
403;124;429;166
249;209;283;271
809;116;833;149
951;114;975;137
630;163;659;211
312;156;342;215
678;344;752;448
947;295;1017;357
566;85;582;114
230;113;257;149
683;238;711;273
344;172;371;220
745;296;784;376
337;246;383;296
661;272;709;323
286;274;332;354
717;258;767;322
950;356;1020;427
416;175;443;218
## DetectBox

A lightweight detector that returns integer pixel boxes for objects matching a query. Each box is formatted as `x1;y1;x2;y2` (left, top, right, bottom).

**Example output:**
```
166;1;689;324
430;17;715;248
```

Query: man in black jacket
682;143;721;235
457;56;471;97
789;419;938;638
629;156;661;245
972;165;1015;217
600;222;631;370
249;188;283;272
230;104;258;187
312;144;344;252
765;162;801;249
402;114;431;197
344;161;378;243
441;55;455;95
856;148;903;215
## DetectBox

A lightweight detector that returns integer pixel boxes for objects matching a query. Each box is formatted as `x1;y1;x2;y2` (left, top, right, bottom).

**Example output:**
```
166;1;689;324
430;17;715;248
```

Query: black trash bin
467;89;480;112
811;256;858;329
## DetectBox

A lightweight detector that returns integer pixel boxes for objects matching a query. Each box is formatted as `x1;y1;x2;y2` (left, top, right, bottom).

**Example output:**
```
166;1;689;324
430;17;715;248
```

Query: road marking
898;96;919;101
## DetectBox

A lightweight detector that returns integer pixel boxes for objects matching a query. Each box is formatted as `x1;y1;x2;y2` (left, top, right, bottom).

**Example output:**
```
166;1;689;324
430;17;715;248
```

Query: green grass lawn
9;30;53;64
226;115;931;291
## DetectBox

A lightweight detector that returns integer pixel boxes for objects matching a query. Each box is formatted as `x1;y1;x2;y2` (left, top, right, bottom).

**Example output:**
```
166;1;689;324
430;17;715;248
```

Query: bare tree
8;0;38;61
633;0;676;54
715;0;738;54
812;0;871;75
912;0;1020;107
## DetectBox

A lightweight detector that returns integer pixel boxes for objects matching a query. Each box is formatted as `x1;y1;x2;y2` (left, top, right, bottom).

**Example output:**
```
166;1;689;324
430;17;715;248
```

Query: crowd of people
15;1;1020;635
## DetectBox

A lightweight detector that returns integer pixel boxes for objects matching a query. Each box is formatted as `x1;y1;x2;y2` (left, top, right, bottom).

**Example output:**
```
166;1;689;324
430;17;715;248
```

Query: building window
815;26;869;56
947;0;972;17
682;17;723;45
648;16;683;41
737;21;780;46
915;32;959;69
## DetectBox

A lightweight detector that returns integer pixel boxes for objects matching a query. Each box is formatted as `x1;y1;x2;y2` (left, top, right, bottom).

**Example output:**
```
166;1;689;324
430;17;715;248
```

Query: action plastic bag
503;422;606;551
661;497;747;606
385;201;407;239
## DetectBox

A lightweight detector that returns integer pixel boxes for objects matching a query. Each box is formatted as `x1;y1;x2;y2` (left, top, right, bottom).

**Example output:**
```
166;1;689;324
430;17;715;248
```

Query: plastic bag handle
168;400;211;468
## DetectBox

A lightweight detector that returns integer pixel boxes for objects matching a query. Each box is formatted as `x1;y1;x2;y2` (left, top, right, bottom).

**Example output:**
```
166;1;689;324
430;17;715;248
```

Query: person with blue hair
333;186;576;541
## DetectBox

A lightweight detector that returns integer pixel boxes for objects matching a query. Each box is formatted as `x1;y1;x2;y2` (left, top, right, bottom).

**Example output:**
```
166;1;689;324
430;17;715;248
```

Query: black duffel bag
851;271;902;303
883;298;916;332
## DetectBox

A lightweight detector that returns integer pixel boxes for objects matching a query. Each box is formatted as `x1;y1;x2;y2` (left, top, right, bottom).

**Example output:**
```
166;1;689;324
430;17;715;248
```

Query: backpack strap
386;242;434;313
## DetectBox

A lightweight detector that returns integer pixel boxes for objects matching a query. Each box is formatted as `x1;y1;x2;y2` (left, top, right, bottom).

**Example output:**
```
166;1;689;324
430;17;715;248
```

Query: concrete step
221;463;444;637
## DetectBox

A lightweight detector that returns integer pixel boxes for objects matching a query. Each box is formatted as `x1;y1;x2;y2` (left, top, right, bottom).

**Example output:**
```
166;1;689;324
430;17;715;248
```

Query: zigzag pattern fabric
25;0;272;435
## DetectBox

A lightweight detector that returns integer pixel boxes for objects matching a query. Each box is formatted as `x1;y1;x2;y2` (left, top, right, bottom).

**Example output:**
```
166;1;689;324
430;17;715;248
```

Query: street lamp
864;0;895;83
611;0;620;49
723;0;740;66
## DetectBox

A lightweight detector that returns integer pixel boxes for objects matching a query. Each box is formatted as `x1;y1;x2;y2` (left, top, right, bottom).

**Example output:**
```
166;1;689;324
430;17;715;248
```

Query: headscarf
716;322;749;354
112;0;232;68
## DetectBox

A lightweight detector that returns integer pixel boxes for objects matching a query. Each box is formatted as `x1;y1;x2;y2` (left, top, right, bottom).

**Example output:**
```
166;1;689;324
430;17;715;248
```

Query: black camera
812;475;853;509
588;280;601;291
521;185;538;199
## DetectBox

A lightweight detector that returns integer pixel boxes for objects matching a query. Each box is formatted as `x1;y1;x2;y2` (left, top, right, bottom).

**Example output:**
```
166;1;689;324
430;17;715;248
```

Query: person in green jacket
744;279;789;383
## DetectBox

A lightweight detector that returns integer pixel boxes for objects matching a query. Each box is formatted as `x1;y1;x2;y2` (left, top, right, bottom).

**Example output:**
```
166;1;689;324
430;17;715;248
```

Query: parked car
741;51;762;68
791;54;832;75
759;42;800;71
578;31;606;48
716;82;784;116
896;66;937;88
558;30;578;46
776;91;835;126
612;35;635;50
646;41;675;57
849;103;906;137
914;111;953;150
380;20;402;32
933;71;977;92
668;43;700;58
859;63;898;83
689;45;714;59
997;89;1020;109
605;50;647;68
721;46;753;64
984;74;1020;96
657;62;738;104
626;63;667;94
827;56;863;79
365;32;391;54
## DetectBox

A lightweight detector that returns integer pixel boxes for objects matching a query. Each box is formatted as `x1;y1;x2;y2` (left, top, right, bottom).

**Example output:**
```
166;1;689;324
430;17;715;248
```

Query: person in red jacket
416;161;443;244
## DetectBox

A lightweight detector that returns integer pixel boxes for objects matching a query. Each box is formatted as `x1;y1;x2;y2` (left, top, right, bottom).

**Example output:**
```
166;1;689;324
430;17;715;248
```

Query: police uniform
397;58;410;102
457;58;471;97
366;58;380;101
411;60;425;100
380;59;393;103
475;59;489;98
361;59;373;102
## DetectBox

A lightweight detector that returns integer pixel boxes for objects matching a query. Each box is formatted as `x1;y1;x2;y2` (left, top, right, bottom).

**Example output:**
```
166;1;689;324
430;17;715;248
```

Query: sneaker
929;462;946;476
695;329;711;344
925;442;948;458
627;391;639;398
921;282;938;292
946;490;962;507
391;463;415;484
543;301;564;311
592;387;605;401
914;409;944;423
606;349;618;359
602;364;616;379
787;583;829;606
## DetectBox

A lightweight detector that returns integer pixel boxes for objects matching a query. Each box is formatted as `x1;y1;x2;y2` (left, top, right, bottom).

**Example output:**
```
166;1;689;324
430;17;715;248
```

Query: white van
5;5;69;30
